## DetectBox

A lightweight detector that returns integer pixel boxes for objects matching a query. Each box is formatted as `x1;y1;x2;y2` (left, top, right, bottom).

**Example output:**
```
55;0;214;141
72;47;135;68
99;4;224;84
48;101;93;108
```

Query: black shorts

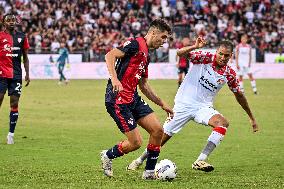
105;96;154;133
178;67;189;75
0;78;22;97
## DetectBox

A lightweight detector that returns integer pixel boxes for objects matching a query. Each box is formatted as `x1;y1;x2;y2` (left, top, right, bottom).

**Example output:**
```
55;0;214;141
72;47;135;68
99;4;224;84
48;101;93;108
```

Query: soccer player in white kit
236;34;257;94
127;37;259;173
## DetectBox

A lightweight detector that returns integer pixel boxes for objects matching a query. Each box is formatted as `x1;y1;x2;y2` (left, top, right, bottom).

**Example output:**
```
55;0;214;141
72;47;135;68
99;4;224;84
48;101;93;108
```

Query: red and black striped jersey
0;31;29;79
105;37;149;104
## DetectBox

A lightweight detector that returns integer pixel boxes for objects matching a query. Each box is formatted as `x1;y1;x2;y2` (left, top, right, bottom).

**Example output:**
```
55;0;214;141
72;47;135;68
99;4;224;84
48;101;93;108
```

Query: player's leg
8;95;20;144
177;71;183;87
238;74;244;93
127;132;172;171
136;112;163;179
101;128;143;176
58;64;66;83
7;79;21;144
0;78;8;107
128;104;191;171
0;93;4;107
248;72;257;94
101;103;143;177
193;108;229;172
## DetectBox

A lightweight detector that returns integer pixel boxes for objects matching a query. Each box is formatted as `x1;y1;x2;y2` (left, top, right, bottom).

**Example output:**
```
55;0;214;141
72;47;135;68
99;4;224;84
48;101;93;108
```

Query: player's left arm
248;46;252;67
233;91;258;132
22;48;30;87
66;48;70;64
228;68;258;132
139;77;173;117
22;36;30;87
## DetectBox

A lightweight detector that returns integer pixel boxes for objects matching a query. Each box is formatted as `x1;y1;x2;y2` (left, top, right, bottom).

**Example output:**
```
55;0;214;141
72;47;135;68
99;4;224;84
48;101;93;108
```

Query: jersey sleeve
188;51;214;64
226;68;240;93
23;35;30;50
117;40;139;56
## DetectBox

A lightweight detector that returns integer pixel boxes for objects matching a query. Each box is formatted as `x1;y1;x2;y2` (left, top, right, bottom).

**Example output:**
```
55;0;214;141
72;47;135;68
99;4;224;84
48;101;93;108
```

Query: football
154;159;177;181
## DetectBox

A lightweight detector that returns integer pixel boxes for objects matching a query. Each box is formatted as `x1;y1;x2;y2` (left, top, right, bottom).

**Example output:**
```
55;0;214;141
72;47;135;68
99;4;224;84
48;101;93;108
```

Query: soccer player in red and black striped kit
101;19;173;179
177;37;191;87
0;13;30;144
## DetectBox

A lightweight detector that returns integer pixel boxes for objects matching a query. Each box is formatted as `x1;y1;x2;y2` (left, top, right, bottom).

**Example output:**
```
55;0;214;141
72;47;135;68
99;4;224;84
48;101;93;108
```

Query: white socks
197;126;227;161
250;80;257;93
8;132;14;136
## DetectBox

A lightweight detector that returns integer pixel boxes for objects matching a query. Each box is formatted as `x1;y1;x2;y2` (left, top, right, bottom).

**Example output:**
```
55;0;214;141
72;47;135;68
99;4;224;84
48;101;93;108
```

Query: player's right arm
105;39;139;93
105;48;125;93
177;36;206;57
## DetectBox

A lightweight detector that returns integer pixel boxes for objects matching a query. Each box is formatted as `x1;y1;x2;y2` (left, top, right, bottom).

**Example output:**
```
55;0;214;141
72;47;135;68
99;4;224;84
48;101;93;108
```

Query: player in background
57;42;69;85
0;13;30;144
101;19;173;180
235;34;257;94
176;37;190;87
127;37;259;172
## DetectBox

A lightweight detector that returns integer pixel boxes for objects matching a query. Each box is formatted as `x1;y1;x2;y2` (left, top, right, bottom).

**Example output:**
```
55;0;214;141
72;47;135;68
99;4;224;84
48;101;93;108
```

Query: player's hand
111;78;123;93
194;36;207;49
236;64;240;70
250;118;259;133
25;75;30;87
161;103;174;118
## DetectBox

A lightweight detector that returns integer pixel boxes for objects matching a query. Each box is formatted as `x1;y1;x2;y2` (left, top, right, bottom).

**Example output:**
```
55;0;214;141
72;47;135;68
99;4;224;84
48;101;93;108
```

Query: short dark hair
3;13;16;22
149;19;172;35
217;40;234;52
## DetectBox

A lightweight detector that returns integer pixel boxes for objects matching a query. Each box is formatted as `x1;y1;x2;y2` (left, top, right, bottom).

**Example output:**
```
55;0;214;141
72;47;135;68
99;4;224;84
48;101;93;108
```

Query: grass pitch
0;79;283;189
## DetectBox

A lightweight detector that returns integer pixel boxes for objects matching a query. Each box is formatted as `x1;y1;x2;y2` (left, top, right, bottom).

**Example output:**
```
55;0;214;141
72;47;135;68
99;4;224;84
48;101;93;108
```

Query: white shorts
163;105;221;136
237;66;252;76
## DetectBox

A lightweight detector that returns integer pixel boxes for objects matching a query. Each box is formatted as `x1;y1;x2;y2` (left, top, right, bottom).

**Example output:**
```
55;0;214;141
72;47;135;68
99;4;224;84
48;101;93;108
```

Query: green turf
0;79;283;189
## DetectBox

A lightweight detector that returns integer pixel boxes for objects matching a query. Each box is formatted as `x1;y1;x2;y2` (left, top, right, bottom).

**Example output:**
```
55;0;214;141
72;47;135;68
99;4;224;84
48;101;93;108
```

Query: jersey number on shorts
15;83;22;94
141;98;148;105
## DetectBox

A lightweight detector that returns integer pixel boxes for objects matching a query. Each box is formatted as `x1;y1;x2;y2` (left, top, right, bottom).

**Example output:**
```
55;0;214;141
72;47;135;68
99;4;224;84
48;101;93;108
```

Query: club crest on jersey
217;78;225;85
127;118;134;125
18;38;22;43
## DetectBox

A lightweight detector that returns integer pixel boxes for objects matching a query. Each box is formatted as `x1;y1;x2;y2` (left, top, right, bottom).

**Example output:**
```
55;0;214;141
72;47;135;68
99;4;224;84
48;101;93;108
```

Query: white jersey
175;51;240;107
236;43;251;67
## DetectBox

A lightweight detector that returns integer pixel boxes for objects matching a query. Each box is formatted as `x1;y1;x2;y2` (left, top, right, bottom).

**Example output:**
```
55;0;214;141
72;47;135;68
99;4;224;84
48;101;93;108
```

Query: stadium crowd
0;0;283;62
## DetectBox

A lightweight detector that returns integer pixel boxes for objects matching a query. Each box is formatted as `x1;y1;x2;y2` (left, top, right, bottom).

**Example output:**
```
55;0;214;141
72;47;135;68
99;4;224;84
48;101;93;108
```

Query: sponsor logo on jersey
11;47;20;50
18;38;22;43
6;53;19;57
199;76;218;92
